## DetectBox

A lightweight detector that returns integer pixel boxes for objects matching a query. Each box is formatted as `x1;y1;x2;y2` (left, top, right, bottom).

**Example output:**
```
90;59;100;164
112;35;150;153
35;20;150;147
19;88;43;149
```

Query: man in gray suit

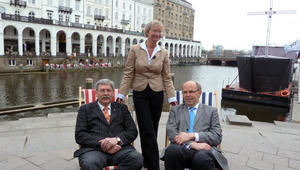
164;81;228;170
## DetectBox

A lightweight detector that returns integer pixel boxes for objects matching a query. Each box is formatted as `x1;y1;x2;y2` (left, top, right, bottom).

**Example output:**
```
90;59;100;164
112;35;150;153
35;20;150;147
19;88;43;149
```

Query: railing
95;26;123;33
84;24;95;29
75;53;94;58
71;23;83;28
1;13;53;24
121;19;130;25
56;52;67;57
58;6;72;13
97;53;105;57
94;15;105;21
10;0;26;7
41;52;51;57
23;51;36;57
55;20;69;26
123;30;144;36
4;51;19;57
1;13;142;37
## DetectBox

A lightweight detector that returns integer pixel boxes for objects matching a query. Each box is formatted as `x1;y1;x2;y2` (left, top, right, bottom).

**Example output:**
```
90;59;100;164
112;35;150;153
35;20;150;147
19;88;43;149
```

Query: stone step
274;120;300;128
47;112;77;119
227;115;252;126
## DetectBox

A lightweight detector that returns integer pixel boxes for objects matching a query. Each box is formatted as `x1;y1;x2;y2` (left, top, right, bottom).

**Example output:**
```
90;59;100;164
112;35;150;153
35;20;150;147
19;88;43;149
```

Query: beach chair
78;87;130;170
78;87;125;106
165;90;221;147
164;90;221;170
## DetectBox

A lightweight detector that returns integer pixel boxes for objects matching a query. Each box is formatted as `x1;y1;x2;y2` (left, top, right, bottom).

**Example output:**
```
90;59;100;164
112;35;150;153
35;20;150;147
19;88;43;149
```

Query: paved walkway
1;112;300;170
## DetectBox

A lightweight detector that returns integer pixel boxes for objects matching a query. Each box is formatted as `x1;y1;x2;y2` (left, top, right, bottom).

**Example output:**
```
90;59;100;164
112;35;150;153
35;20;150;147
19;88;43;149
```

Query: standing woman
117;20;177;170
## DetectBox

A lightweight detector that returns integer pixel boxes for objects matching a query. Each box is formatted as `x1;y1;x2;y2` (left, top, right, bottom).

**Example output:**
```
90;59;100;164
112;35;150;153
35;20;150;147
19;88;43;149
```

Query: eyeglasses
182;90;199;95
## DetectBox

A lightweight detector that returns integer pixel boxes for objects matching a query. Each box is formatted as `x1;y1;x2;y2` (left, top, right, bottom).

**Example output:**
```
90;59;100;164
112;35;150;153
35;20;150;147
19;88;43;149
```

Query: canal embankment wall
0;56;207;73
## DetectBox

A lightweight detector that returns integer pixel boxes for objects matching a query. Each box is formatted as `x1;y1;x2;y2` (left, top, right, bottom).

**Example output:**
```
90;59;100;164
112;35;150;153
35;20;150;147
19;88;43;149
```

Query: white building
0;0;201;59
84;0;153;32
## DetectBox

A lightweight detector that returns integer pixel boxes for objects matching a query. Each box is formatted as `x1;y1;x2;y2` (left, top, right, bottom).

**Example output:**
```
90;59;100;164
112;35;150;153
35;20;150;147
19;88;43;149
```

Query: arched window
29;11;35;18
15;10;20;16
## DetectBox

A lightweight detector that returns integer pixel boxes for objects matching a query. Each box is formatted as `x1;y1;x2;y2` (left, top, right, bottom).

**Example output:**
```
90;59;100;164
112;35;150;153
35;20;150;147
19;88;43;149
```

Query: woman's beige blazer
119;44;175;98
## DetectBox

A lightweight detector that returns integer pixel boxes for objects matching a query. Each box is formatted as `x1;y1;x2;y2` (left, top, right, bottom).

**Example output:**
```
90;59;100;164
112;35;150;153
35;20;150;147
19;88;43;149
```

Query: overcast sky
188;0;300;50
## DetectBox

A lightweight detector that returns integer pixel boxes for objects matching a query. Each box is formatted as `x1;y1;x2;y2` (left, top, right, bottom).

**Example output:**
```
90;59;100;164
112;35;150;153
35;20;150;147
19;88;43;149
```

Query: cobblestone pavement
1;112;300;170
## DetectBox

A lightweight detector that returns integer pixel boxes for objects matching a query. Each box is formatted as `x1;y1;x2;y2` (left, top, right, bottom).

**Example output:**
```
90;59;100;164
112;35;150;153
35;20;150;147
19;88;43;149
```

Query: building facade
0;0;201;68
153;0;194;40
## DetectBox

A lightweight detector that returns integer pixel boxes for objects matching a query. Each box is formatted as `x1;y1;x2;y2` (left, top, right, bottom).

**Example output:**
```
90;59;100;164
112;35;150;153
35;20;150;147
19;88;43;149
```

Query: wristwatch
116;137;122;145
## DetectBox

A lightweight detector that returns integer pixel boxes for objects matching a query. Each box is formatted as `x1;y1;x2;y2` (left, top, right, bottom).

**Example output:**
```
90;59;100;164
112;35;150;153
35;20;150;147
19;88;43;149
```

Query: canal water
0;65;289;122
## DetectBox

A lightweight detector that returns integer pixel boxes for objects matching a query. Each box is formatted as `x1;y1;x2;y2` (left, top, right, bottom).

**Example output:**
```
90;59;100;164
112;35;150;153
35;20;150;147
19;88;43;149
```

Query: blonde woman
117;20;177;170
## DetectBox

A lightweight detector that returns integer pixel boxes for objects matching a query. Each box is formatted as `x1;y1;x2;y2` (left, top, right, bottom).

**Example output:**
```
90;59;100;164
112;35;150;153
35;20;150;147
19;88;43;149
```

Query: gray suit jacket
165;103;228;170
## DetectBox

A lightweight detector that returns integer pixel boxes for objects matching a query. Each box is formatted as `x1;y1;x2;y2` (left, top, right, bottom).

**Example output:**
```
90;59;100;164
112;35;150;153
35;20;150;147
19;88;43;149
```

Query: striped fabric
83;89;96;104
176;90;216;107
82;89;120;104
81;88;119;170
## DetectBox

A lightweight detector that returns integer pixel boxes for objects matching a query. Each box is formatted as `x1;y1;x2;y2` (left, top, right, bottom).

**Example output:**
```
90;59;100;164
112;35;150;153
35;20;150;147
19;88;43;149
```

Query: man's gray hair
195;81;202;91
144;20;164;37
95;79;115;90
182;81;202;91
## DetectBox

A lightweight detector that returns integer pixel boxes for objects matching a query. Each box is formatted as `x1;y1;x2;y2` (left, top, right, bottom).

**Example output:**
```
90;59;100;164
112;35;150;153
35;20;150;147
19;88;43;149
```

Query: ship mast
248;0;296;56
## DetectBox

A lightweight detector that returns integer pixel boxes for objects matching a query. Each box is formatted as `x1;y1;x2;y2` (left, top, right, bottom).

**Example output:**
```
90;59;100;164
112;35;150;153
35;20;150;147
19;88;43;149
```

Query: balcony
56;20;69;26
10;0;26;7
71;23;83;28
1;13;147;40
58;6;72;13
1;13;53;24
121;19;130;25
94;15;105;21
84;24;95;29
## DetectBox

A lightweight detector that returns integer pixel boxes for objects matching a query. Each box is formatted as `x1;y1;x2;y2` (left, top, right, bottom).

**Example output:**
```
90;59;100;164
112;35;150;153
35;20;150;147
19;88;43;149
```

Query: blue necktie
188;107;196;133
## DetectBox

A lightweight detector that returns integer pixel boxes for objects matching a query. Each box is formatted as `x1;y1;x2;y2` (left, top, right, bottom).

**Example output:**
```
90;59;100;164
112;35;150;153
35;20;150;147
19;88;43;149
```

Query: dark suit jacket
74;101;138;157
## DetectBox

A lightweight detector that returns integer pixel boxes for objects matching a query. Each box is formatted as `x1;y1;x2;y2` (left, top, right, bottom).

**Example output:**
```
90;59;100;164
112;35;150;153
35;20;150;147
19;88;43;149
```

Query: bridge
206;56;237;66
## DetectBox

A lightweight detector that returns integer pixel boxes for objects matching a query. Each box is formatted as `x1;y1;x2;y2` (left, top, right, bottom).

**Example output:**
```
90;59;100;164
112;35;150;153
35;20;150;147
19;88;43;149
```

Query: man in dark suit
164;81;228;170
74;79;143;170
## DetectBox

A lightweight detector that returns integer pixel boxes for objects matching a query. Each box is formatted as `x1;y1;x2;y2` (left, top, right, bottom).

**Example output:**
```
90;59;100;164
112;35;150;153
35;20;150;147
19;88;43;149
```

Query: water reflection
221;99;289;123
0;66;289;122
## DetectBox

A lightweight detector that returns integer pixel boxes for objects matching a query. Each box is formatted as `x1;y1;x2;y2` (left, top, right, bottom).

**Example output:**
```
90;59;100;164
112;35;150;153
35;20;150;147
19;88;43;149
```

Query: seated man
164;81;228;170
74;78;143;170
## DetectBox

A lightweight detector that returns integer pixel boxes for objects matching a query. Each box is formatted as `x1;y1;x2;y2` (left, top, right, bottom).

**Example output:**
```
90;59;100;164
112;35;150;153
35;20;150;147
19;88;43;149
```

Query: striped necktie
103;106;110;124
188;107;196;133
